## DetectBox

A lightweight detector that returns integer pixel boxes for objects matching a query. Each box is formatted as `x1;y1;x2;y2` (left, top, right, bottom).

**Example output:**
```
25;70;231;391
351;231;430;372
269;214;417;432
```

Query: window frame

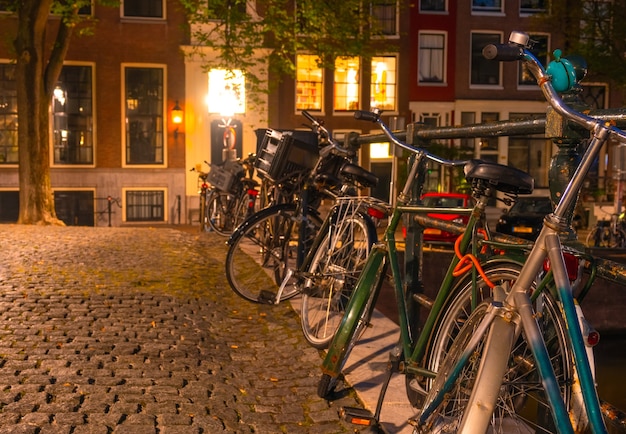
370;55;398;112
518;33;549;88
520;0;547;15
472;0;504;14
52;62;96;168
0;61;17;166
418;31;447;85
419;0;447;13
469;31;503;88
121;0;166;20
123;188;167;223
122;63;167;168
295;54;324;113
333;56;361;114
371;0;400;38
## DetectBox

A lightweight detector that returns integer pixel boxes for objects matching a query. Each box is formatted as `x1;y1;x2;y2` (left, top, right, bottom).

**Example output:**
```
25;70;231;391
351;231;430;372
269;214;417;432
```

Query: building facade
0;1;622;226
0;1;188;226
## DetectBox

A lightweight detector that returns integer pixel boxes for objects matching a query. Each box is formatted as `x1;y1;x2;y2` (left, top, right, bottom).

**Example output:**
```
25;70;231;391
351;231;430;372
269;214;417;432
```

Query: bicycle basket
255;129;319;182
207;163;242;194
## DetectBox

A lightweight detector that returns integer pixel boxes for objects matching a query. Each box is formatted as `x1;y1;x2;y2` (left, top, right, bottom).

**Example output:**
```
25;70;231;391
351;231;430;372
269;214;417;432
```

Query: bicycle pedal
339;406;377;426
257;290;276;304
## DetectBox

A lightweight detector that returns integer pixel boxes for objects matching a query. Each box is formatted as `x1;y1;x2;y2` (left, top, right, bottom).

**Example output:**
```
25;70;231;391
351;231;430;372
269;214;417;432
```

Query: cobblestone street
0;225;365;433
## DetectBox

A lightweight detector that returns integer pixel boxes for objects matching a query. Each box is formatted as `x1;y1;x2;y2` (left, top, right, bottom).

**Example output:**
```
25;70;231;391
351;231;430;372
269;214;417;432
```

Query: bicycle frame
415;33;626;434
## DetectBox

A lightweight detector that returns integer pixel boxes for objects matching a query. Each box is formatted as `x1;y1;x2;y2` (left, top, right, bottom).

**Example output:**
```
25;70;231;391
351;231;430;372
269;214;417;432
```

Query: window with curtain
0;63;17;164
126;190;165;221
371;56;397;111
371;0;398;36
334;57;360;111
296;55;323;111
124;66;164;165
53;65;94;165
419;32;445;83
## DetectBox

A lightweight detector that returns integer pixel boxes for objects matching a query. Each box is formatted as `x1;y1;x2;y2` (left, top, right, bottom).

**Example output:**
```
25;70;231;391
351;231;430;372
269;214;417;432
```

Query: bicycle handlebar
483;31;626;144
301;110;355;160
354;109;468;167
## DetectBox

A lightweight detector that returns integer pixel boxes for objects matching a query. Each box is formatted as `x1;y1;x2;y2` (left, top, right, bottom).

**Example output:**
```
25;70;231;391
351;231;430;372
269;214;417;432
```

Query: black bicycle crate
207;161;242;193
255;129;319;181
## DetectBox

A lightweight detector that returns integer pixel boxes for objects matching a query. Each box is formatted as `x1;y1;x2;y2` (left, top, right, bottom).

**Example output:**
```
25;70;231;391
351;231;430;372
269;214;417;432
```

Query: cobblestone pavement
0;224;366;434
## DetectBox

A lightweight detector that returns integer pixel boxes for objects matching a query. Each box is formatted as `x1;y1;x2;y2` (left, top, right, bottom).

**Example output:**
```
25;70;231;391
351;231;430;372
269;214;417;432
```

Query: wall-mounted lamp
172;100;183;139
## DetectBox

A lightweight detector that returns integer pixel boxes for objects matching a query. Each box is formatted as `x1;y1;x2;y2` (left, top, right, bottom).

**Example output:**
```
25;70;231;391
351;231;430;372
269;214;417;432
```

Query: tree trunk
14;0;75;225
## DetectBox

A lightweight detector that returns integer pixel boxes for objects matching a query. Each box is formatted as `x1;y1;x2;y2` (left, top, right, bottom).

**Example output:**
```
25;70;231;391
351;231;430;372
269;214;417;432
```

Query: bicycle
225;110;387;348
317;40;617;434
190;163;212;232
202;155;261;236
406;31;626;433
586;207;626;248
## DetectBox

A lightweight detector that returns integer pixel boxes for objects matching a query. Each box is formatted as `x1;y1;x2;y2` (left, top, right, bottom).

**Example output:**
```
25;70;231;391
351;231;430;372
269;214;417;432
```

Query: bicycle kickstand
340;346;402;432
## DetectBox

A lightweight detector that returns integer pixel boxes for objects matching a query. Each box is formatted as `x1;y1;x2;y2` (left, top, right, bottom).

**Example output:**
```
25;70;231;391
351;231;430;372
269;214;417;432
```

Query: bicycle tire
417;263;577;433
300;211;377;349
317;248;387;398
206;191;235;236
225;204;321;303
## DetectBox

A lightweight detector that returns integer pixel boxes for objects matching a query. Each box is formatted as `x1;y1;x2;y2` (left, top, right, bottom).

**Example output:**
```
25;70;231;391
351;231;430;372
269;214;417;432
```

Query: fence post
545;89;590;245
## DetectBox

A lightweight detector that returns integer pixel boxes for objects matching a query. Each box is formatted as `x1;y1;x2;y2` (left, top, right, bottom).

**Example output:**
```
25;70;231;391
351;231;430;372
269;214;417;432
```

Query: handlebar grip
354;110;378;122
482;43;524;61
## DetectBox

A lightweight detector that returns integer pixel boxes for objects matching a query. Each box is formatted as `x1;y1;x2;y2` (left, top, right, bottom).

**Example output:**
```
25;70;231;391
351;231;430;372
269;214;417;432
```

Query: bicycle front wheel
300;212;377;349
225;204;321;303
418;263;575;433
317;247;387;398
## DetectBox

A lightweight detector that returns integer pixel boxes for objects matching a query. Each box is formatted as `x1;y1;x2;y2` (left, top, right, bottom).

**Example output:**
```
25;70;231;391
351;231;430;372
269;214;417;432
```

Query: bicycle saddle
340;163;379;188
464;159;534;195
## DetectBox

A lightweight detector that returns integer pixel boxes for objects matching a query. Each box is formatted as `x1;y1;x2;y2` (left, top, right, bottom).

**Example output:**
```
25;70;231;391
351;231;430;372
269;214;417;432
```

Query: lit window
53;65;94;165
124;66;164;165
207;69;246;116
296;55;323;111
371;56;396;111
419;33;445;84
470;33;501;86
123;0;164;18
334;57;360;112
125;190;165;222
0;63;17;164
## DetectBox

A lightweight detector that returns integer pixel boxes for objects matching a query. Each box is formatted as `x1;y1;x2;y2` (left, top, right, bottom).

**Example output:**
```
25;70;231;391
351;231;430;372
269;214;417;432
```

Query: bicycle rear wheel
225;204;321;303
417;263;576;433
206;191;236;236
300;211;377;349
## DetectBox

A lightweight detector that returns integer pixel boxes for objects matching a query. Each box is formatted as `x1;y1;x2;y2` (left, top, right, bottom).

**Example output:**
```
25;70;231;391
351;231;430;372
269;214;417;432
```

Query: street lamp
172;100;183;139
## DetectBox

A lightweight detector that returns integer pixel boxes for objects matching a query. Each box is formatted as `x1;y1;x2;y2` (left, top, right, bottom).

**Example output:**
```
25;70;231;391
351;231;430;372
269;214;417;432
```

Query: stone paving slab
0;224;367;434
